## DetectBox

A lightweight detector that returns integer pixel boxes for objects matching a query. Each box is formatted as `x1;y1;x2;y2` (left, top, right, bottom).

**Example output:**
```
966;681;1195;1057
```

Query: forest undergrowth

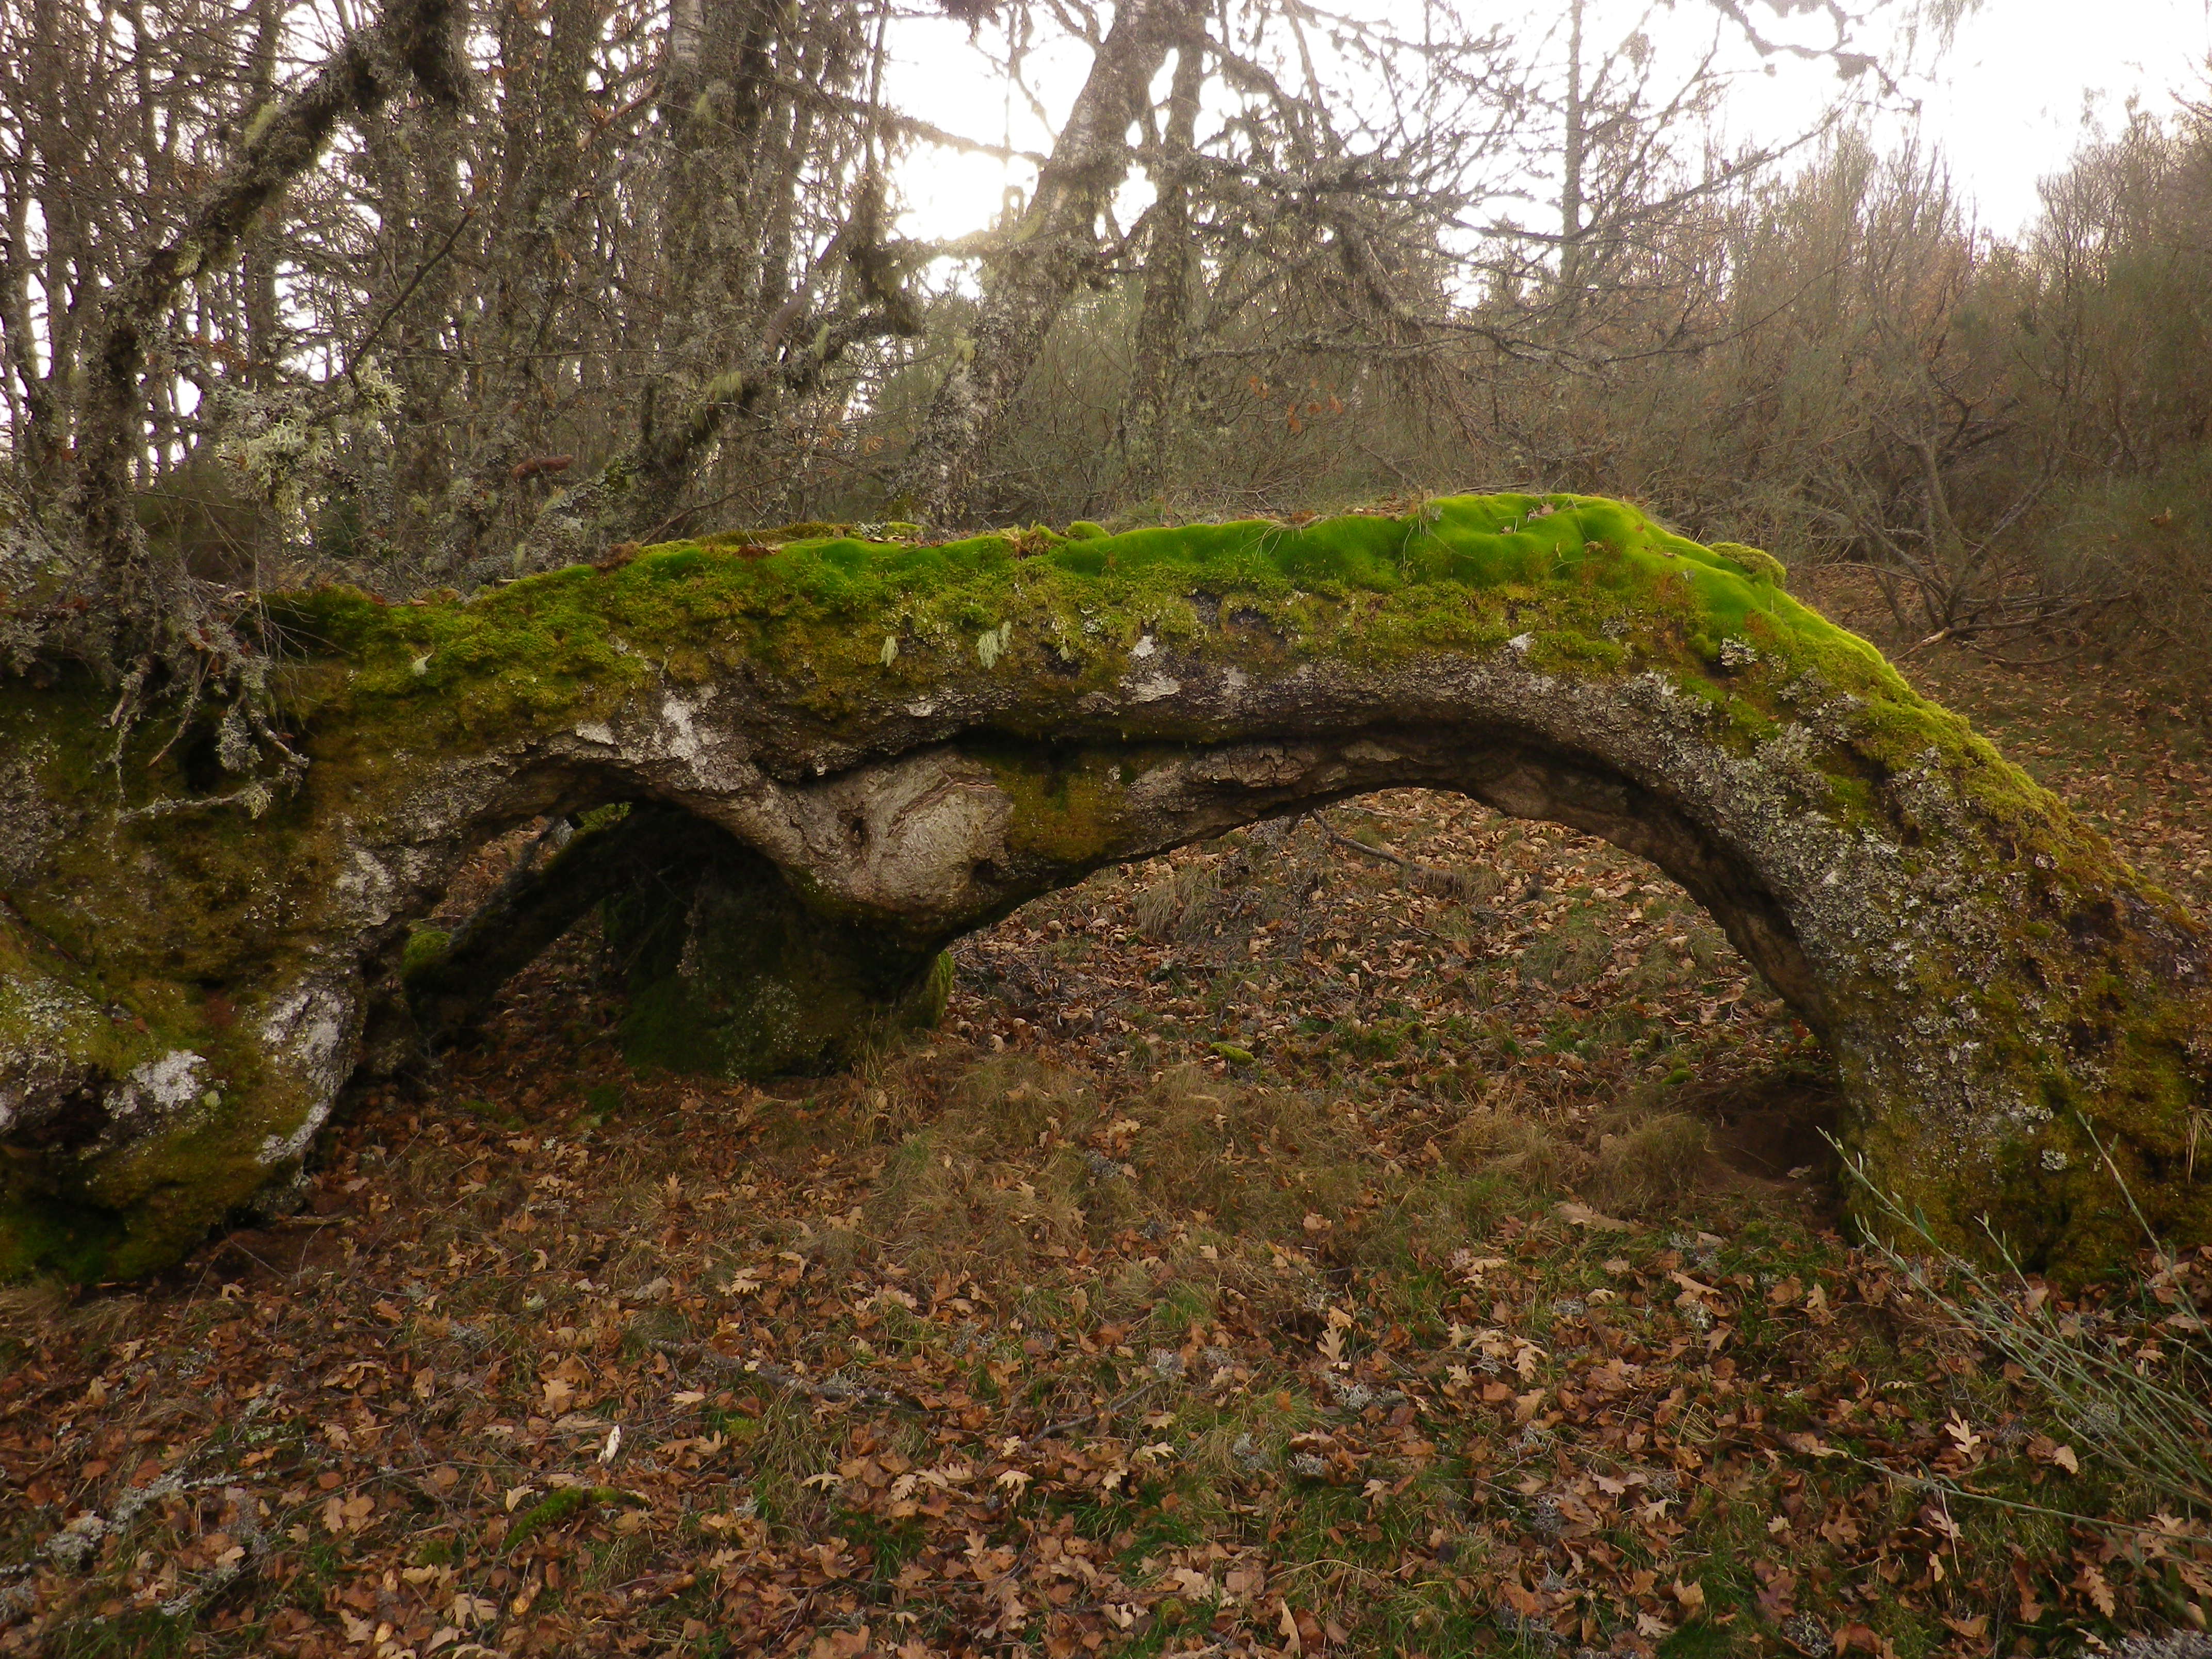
4;581;2212;1658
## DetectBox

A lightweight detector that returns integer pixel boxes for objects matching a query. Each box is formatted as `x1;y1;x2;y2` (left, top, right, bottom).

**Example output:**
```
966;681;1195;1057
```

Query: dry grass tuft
1408;865;1484;902
864;1055;1102;1278
0;1279;67;1338
0;1281;146;1366
1129;1065;1364;1237
1443;1105;1574;1190
1441;1107;1508;1169
1134;859;1227;941
1518;915;1615;988
946;1052;1098;1145
1584;1108;1711;1216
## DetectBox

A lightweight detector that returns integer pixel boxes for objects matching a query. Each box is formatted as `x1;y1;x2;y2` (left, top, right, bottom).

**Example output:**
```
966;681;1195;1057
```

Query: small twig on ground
1029;1379;1162;1447
1305;811;1481;902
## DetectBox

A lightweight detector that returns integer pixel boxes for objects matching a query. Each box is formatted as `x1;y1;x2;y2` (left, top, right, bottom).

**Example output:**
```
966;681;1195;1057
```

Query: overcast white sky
1800;0;2210;234
881;0;2212;247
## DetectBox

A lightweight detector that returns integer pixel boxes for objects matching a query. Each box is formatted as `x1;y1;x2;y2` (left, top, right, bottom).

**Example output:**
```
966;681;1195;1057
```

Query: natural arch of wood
3;496;2206;1280
398;727;1821;1082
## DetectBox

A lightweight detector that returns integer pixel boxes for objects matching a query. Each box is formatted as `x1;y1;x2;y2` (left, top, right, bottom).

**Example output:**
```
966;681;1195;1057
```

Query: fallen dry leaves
4;611;2211;1658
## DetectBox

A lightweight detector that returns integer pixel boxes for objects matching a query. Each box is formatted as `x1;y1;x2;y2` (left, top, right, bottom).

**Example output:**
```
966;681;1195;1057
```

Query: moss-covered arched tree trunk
4;495;2207;1280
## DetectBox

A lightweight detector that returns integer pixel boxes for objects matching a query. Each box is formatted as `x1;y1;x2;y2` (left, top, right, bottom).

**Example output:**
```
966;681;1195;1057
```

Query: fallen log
3;495;2205;1279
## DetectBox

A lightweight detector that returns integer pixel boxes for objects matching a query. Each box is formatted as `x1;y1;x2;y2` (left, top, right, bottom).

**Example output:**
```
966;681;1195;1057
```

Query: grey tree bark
1117;30;1206;496
889;0;1196;526
57;0;466;664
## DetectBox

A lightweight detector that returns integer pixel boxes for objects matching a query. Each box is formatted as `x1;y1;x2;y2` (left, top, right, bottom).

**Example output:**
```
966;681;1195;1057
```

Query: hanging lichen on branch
2;0;468;837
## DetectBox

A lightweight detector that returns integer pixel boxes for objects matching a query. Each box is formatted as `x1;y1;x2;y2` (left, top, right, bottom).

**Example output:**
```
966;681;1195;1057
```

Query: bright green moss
401;927;452;982
250;490;2070;879
1526;630;1629;674
1709;541;1788;586
502;1485;644;1553
265;495;1836;733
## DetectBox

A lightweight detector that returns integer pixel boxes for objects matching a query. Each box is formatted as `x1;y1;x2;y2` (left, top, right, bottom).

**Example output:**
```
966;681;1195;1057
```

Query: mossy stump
599;812;950;1078
3;493;2207;1280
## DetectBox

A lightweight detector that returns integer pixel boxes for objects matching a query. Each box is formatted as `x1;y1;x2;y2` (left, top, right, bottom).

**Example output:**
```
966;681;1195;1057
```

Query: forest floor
5;576;2212;1659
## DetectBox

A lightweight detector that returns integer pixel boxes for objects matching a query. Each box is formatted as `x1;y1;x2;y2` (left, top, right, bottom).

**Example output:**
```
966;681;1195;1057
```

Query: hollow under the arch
406;785;1830;1236
953;789;1827;1153
397;724;1821;1098
395;800;953;1080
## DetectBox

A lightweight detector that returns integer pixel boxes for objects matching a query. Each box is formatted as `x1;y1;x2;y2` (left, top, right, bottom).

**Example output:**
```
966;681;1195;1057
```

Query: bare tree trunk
0;0;98;491
458;1;925;583
428;0;610;578
360;88;467;571
62;0;465;659
1117;30;1205;497
1558;0;1587;306
500;171;922;580
889;0;1192;527
241;0;284;393
621;0;788;537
